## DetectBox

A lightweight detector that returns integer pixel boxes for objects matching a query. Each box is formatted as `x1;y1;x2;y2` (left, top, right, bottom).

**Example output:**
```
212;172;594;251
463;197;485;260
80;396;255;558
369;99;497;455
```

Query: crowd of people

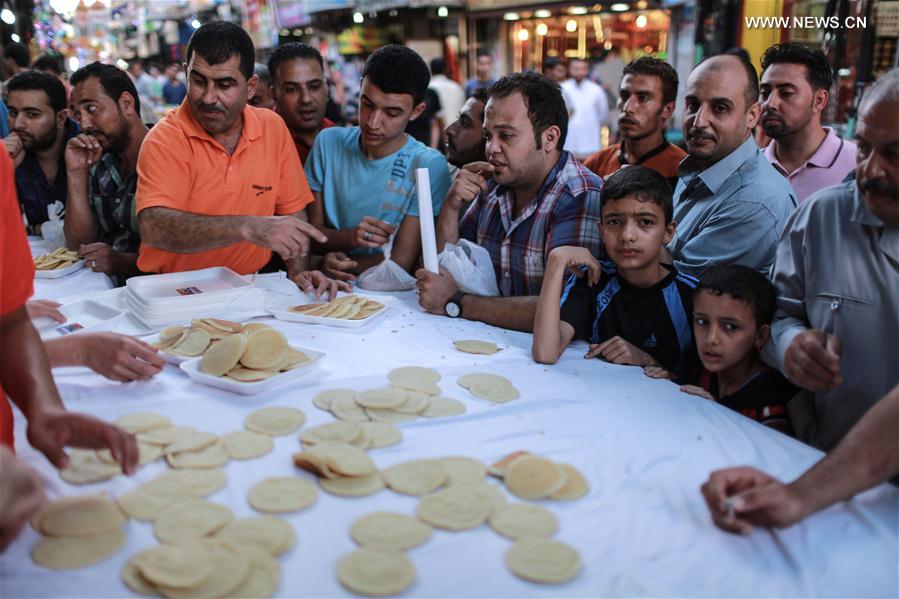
1;20;897;550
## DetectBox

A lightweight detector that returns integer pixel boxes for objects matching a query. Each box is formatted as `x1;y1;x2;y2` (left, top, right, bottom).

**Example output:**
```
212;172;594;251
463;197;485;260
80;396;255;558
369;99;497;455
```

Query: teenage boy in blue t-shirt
305;45;451;282
533;166;698;376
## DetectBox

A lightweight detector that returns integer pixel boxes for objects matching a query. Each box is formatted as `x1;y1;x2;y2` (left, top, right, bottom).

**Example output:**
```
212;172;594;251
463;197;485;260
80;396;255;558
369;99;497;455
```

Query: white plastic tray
34;300;124;339
126;267;252;306
267;294;395;329
124;289;237;318
124;293;239;329
34;259;86;279
179;346;325;396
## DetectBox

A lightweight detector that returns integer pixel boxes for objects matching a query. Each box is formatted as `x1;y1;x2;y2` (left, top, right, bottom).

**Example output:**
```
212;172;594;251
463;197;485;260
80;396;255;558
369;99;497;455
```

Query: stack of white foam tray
123;267;254;328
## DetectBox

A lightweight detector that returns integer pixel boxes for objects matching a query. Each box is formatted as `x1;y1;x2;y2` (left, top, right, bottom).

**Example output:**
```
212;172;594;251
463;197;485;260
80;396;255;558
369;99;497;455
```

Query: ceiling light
503;12;519;20
569;6;588;15
566;19;578;32
517;28;529;41
536;23;548;36
437;6;448;17
636;14;647;27
534;9;551;18
10;32;20;42
353;11;364;23
0;8;15;24
611;3;629;11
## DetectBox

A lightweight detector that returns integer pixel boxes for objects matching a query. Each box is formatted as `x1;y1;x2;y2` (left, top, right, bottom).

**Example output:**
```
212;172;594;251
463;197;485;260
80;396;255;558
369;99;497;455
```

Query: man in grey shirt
668;54;796;277
767;69;899;452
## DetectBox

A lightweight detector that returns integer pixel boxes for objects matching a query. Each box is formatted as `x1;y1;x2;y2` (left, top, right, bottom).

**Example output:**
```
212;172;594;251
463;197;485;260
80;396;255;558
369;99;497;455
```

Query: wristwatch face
445;301;461;318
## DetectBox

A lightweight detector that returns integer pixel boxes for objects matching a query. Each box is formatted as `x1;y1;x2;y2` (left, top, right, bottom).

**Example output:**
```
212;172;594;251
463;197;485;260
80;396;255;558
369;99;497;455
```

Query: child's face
693;290;770;373
599;195;675;272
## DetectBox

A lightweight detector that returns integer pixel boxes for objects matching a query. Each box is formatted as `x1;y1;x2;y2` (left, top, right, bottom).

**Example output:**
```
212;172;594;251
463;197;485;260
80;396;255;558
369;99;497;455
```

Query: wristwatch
445;291;466;318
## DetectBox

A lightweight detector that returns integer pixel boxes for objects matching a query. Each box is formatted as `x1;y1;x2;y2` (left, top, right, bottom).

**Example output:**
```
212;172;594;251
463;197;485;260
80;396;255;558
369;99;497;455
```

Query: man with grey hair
766;68;899;453
250;62;275;110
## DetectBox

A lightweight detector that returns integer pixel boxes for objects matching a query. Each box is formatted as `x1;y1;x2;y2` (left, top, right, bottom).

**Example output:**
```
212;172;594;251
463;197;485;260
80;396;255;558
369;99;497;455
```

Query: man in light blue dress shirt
668;54;796;278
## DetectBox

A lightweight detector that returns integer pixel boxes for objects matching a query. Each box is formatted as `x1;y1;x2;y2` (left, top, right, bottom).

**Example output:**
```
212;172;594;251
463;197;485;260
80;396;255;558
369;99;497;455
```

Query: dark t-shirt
559;263;698;375
700;367;798;433
405;88;441;146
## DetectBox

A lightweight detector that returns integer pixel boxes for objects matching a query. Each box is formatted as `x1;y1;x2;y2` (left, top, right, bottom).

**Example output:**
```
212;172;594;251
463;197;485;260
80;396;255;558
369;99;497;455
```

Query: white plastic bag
40;201;66;250
438;239;499;297
356;235;417;291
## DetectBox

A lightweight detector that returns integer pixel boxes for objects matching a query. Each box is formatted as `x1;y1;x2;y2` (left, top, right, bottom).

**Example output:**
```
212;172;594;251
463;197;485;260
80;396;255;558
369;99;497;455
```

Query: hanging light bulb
0;8;15;24
565;19;578;32
517;28;529;41
536;23;548;36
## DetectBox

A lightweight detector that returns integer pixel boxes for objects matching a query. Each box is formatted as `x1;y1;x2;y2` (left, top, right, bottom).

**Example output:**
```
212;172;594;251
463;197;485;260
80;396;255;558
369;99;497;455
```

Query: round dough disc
158;540;250;599
59;450;121;485
466;373;520;403
440;456;486;486
312;389;356;411
31;528;125;570
489;503;559;539
117;477;196;521
415;486;490;531
215;517;296;556
306;442;375;477
122;551;162;596
240;329;288;369
200;333;247;376
505;538;582;584
420;397;466;418
154;499;235;544
134;540;213;589
359;422;402;449
504;456;568;500
157;468;226;497
221;430;274;459
245;406;307;436
336;549;415;597
320;472;386;497
115;412;172;434
163;431;218;456
228;548;282;599
453;340;499;355
330;395;370;422
300;421;362;446
166;440;229;469
248;477;318;513
350;512;432;551
356;388;407;410
388;366;441;394
32;494;125;537
382;459;448;496
551;463;590;500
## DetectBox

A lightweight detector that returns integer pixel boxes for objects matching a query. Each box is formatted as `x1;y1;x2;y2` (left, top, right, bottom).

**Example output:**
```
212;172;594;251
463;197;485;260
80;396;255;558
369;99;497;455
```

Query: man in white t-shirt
562;58;608;160
429;58;465;138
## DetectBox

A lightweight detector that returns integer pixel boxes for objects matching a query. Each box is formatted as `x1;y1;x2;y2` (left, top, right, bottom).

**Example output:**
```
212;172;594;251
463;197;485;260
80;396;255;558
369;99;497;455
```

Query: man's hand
354;217;396;249
78;242;121;274
547;246;601;286
643;365;672;380
415;267;459;315
80;333;165;382
784;329;842;391
26;408;139;474
64;134;103;174
3;133;25;168
26;300;66;323
585;336;658;367
0;447;45;552
681;384;715;401
701;466;808;534
444;162;494;212
290;270;350;301
243;215;327;261
322;252;358;282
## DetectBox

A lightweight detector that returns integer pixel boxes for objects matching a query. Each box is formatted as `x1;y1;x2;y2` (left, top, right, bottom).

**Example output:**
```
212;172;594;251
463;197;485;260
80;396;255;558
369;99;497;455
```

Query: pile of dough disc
311;367;467;424
30;494;127;570
290;294;385;321
154;318;245;357
452;340;501;355
488;451;589;501
195;323;313;382
457;373;520;403
293;441;385;498
245;406;307;436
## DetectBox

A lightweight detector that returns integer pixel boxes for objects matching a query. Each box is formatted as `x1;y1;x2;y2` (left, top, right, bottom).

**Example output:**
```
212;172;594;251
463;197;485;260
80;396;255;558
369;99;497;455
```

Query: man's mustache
197;102;225;113
859;177;899;199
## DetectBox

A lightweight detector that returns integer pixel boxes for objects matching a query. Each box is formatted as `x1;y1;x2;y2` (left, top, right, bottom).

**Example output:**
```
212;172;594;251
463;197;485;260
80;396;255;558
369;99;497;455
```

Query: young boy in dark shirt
646;264;797;432
533;166;697;376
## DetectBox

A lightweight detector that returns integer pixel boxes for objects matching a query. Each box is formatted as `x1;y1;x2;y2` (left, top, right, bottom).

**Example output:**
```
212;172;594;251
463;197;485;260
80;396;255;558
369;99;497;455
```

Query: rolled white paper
416;167;440;274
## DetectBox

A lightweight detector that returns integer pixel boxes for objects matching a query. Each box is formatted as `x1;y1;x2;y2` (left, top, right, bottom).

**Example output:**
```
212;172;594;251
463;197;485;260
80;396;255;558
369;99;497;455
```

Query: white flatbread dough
551;463;590;500
489;503;559;539
388;366;441;394
248;477;318;513
337;549;415;597
166;440;229;469
330;395;370;422
153;499;235;543
504;456;568;500
440;457;487;486
158;540;250;599
137;426;197;447
114;412;172;434
382;459;448;496
31;528;125;570
464;373;520;403
300;421;362;446
359;422;402;448
215;517;296;556
163;431;218;456
319;472;386;497
121;551;162;596
157;468;226;497
117;477;196;521
416;486;490;531
350;512;432;551
228;547;282;599
245;406;307;436
221;430;274;459
453;340;500;355
59;450;121;484
420;396;466;418
133;541;213;589
32;494;125;537
356;388;407;409
464;482;509;516
505;538;582;584
312;389;356;411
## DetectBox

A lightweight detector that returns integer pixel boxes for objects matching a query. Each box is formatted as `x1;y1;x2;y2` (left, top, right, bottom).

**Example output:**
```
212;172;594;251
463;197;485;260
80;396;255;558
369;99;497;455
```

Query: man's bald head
692;54;759;113
855;68;899;227
860;68;899;112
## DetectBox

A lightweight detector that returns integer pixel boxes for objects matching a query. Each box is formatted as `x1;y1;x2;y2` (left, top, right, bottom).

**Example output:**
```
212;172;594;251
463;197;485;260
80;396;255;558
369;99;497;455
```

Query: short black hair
362;44;431;106
622;57;679;105
3;42;30;68
487;71;568;149
600;166;673;223
430;57;446;76
696;264;776;327
70;61;141;118
542;56;564;70
268;42;324;82
186;20;255;80
761;43;834;91
476;49;491;60
254;62;272;85
6;71;67;113
32;54;63;76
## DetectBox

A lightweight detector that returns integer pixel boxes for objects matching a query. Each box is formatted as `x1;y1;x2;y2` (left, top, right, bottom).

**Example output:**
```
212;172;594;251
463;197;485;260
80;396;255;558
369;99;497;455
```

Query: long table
2;274;897;597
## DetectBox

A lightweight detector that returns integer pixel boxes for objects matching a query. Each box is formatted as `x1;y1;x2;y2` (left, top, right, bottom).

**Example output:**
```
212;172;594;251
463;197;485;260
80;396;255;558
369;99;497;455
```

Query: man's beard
21;126;58;152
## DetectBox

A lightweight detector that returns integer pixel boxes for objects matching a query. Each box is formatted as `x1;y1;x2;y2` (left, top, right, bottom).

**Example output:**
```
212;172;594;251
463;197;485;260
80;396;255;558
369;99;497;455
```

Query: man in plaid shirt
416;72;603;331
62;62;147;283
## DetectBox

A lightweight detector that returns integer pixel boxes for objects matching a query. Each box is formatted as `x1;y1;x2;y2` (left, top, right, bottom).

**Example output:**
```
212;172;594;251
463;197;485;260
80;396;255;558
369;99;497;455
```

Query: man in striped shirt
668;55;796;278
416;72;602;332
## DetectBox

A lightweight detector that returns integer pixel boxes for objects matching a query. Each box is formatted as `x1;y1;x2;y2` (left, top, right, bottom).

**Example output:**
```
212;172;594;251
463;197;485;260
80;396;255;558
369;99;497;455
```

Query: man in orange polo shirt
1;149;138;548
584;58;686;189
136;21;344;298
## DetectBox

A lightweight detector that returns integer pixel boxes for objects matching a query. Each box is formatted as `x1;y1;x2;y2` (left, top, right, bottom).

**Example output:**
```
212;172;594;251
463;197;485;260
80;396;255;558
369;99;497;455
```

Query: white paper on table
416;167;439;274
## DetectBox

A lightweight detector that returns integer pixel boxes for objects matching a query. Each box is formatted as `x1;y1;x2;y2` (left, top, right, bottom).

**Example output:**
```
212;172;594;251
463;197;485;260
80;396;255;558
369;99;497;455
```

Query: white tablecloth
29;237;115;300
2;279;897;597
